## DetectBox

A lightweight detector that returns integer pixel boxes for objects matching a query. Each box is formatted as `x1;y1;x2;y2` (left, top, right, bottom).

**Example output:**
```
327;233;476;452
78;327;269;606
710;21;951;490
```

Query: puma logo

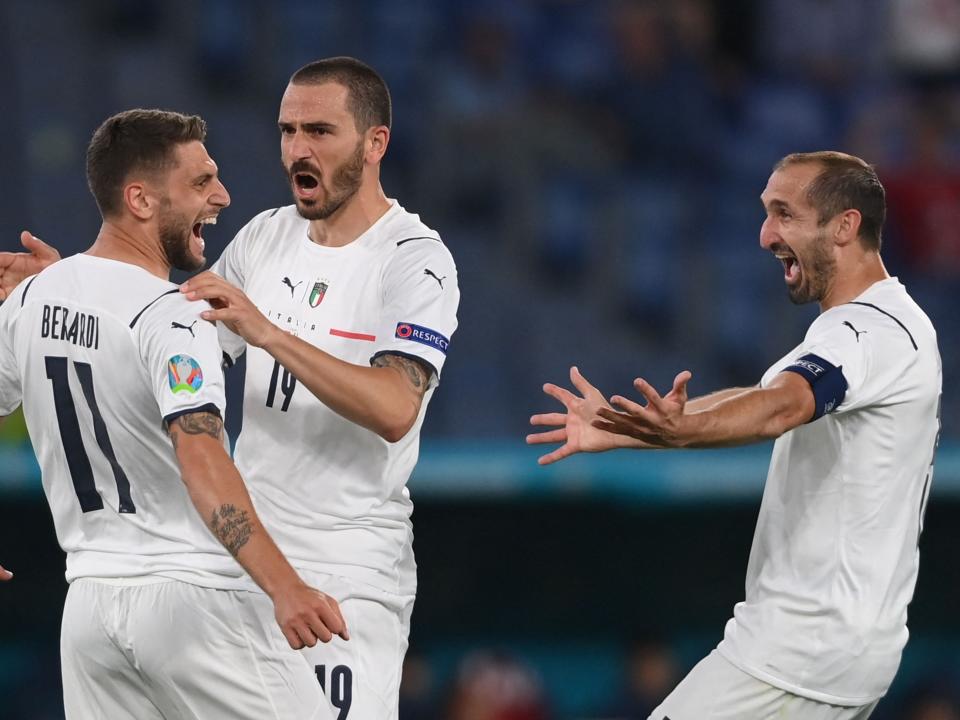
424;268;446;289
282;277;302;297
171;321;196;338
843;320;867;342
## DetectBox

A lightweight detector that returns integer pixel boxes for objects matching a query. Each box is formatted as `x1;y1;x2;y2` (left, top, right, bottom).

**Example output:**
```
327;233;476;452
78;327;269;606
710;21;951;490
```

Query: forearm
681;384;810;448
685;386;755;413
262;329;418;441
175;435;303;598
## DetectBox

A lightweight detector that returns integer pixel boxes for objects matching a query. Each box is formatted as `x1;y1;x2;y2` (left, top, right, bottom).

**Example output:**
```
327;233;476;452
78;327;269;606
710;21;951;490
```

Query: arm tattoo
209;503;253;557
373;353;431;397
169;411;223;450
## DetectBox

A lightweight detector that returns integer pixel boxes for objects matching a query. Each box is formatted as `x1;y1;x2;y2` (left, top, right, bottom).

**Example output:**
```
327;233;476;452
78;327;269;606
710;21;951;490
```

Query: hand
180;271;279;348
0;563;12;581
595;371;692;448
0;231;61;300
527;366;621;465
273;582;350;650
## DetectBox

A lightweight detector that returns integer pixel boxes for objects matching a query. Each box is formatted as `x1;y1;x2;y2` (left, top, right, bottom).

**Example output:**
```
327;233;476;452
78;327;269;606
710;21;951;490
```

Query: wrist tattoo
209;503;253;557
373;353;430;397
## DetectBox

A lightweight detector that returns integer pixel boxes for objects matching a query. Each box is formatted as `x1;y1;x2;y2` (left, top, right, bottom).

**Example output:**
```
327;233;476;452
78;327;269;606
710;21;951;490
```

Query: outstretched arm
181;272;428;442
169;410;350;648
596;371;814;448
0;232;61;300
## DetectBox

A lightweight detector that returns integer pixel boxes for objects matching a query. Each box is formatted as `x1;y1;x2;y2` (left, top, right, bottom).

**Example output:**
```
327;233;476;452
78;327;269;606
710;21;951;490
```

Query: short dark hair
289;57;392;131
774;151;886;251
86;109;207;218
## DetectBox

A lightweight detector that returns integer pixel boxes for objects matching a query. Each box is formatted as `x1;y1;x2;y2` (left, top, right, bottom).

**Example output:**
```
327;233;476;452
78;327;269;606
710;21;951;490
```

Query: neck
306;181;391;247
819;251;890;311
86;220;171;280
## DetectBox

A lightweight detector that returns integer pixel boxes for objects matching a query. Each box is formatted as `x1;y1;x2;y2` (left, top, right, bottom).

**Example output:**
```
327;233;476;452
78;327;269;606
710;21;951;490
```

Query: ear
365;125;390;165
123;182;156;221
834;208;862;247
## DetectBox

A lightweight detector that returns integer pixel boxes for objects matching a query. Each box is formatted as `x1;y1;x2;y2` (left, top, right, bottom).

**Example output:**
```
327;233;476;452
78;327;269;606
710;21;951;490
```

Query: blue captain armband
781;353;848;421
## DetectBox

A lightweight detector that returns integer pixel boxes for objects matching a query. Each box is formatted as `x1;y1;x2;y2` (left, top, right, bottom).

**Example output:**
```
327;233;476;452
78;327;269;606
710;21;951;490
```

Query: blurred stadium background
2;0;960;718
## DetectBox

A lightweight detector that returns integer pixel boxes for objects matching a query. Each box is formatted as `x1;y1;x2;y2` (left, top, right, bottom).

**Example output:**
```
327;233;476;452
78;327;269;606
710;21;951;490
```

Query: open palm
527;366;618;465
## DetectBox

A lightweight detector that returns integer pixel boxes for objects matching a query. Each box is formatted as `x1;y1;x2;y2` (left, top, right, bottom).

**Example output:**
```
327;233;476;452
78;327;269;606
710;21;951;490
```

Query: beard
788;229;836;305
158;197;205;272
289;140;365;221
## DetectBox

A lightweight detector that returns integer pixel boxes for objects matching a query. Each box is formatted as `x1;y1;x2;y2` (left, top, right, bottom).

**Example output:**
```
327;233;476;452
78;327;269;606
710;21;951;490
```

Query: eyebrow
191;171;216;184
762;198;791;213
277;120;337;131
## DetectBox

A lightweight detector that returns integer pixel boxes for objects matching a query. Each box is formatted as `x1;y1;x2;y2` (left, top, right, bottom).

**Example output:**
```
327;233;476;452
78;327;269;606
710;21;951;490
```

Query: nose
285;129;311;161
759;217;776;250
211;179;231;209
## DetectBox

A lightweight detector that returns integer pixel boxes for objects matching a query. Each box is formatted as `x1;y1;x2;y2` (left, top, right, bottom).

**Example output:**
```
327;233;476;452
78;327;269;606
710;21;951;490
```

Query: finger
632;377;665;411
537;444;574;466
197;308;239;324
182;282;234;302
671;371;692;402
326;600;350;641
315;595;349;640
282;625;305;650
304;614;333;644
609;394;649;416
180;270;231;295
529;412;567;427
0;564;12;581
20;230;57;258
526;428;567;445
542;383;577;408
569;366;600;398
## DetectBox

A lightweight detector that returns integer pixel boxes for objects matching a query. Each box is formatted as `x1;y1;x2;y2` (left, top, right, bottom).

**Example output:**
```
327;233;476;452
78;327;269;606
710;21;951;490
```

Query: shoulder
230;205;304;249
132;289;213;334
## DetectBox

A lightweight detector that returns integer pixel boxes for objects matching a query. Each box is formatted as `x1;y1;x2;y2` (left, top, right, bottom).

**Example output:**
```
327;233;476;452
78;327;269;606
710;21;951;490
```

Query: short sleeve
371;240;459;383
779;310;883;418
135;294;227;425
210;228;252;364
0;283;29;414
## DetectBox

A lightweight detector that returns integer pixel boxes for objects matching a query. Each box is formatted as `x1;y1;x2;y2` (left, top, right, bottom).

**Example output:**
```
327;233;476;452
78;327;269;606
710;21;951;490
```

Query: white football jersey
0;255;247;588
212;201;459;595
718;278;942;704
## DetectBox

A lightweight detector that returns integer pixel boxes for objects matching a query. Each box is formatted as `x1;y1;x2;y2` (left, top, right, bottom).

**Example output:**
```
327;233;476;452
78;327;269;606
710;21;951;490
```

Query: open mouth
191;216;217;253
292;171;321;200
775;253;800;285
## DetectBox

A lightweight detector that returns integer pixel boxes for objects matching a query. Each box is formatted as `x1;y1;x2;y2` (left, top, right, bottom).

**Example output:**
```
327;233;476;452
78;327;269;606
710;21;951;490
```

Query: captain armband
780;353;848;422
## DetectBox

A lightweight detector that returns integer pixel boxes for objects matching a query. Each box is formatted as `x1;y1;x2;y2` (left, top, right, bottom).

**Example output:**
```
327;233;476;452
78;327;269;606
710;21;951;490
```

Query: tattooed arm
168;411;349;648
254;325;432;442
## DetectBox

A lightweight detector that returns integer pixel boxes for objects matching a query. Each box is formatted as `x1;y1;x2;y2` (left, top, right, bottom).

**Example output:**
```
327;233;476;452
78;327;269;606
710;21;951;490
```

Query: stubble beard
788;229;836;305
292;140;365;221
158;197;205;272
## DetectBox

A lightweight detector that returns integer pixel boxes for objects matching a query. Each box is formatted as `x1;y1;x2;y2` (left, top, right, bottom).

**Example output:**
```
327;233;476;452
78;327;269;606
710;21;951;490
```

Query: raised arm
168;409;349;648
0;232;61;301
596;371;814;448
181;272;428;442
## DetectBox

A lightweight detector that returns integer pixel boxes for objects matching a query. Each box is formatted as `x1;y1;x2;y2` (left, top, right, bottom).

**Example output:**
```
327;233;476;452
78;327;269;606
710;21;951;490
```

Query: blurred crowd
394;640;960;719
1;0;959;439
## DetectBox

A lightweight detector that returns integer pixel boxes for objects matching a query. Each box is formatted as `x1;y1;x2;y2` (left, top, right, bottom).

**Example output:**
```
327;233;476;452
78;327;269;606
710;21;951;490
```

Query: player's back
0;254;245;588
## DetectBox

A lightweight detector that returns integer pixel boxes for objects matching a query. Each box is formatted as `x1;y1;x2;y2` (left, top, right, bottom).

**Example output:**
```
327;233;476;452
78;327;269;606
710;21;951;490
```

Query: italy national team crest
168;354;204;394
308;280;329;308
